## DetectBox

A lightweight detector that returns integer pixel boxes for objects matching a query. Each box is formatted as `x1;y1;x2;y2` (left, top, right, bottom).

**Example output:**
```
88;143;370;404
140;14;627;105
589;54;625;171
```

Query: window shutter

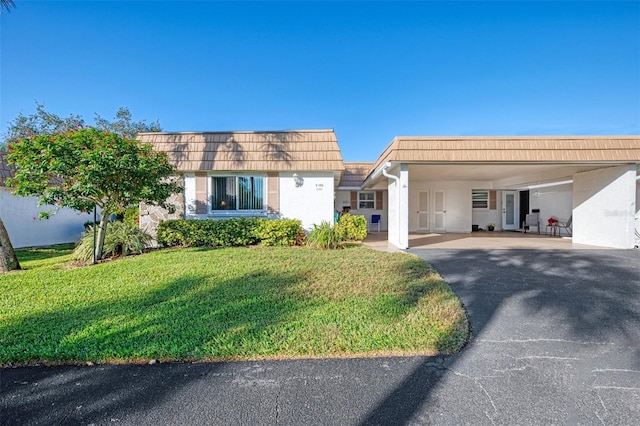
376;191;383;210
489;191;497;210
350;191;358;209
195;173;208;214
267;173;279;214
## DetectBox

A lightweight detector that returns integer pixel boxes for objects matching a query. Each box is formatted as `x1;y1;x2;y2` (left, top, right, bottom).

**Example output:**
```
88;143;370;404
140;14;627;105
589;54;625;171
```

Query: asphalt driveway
406;248;640;425
1;249;639;425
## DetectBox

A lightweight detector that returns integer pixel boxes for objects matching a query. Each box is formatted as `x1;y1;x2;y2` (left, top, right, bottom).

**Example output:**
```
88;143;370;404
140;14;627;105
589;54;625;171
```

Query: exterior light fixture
293;173;304;187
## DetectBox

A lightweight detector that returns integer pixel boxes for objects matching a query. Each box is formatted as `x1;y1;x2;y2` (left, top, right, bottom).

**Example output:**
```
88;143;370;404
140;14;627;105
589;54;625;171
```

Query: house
141;131;640;250
136;130;344;237
0;152;92;248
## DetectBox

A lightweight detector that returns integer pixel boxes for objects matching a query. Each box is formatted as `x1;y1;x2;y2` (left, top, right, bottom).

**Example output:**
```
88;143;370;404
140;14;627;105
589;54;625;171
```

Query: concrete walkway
1;249;638;425
364;231;605;250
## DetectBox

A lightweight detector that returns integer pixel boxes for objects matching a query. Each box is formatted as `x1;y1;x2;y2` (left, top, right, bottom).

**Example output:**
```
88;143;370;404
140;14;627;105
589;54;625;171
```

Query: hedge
255;218;306;246
156;218;305;248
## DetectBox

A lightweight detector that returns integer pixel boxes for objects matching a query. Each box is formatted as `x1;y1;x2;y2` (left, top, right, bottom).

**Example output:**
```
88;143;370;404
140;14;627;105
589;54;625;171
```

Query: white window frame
208;174;267;217
358;191;375;210
472;190;489;210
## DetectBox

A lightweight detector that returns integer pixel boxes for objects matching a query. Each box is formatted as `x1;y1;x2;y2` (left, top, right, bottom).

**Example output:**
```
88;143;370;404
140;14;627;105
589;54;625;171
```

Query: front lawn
0;245;468;365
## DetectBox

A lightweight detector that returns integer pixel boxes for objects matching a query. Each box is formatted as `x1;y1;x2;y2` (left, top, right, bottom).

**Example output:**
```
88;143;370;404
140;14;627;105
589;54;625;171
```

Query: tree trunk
94;211;110;261
0;214;21;272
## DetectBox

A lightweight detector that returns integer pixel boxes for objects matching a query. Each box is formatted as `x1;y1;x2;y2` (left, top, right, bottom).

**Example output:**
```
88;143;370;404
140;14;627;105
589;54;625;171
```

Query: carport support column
386;164;409;249
399;164;409;249
573;165;637;248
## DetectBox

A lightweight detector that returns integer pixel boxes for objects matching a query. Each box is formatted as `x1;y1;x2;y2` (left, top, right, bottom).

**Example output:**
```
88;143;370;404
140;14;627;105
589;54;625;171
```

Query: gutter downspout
382;165;403;249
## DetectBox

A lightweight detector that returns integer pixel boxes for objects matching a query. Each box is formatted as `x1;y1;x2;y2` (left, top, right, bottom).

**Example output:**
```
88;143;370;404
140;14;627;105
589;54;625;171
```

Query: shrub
156;219;203;246
212;217;261;246
335;213;367;241
255;219;306;246
156;218;261;247
307;221;344;249
73;221;152;262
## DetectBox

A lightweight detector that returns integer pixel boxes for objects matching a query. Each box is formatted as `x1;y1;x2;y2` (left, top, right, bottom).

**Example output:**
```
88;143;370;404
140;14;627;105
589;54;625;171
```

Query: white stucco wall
384;164;409;249
636;179;640;247
335;190;388;231
182;172;335;231
335;191;351;212
399;165;409;248
529;183;573;225
636;178;640;215
382;164;409;248
472;208;502;231
0;189;92;248
387;174;400;246
408;180;495;233
471;190;502;231
183;172;197;218
573;165;637;248
279;172;335;231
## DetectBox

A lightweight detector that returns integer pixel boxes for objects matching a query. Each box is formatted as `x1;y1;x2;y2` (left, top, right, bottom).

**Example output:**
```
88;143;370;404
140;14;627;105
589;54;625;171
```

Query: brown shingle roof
370;136;640;177
339;162;373;187
137;130;345;172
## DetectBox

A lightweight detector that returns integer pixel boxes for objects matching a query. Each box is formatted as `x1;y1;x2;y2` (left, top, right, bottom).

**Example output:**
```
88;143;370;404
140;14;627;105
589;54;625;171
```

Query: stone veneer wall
140;177;185;242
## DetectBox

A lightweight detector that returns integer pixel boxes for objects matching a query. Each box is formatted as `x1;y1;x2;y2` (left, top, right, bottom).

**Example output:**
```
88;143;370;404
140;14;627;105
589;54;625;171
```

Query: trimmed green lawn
0;245;468;365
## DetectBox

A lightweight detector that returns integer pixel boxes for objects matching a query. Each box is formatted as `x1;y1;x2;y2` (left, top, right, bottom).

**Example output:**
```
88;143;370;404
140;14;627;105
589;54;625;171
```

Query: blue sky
1;1;639;161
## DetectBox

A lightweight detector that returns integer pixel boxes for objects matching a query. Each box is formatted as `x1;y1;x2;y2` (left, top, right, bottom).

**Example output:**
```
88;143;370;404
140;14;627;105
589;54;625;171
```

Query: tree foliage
0;0;15;14
1;102;161;151
2;102;85;150
6;127;181;260
94;107;161;139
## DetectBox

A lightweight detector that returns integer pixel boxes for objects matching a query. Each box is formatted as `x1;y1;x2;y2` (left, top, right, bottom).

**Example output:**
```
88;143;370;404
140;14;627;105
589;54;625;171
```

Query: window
211;176;264;211
358;192;375;209
472;191;489;210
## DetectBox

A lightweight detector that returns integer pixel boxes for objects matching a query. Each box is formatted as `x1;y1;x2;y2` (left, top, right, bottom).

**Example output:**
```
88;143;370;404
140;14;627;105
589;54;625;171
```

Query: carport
362;136;640;250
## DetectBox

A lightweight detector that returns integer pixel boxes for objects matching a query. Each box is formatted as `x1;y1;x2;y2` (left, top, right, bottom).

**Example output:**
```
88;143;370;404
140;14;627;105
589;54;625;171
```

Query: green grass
13;243;75;270
0;245;468;365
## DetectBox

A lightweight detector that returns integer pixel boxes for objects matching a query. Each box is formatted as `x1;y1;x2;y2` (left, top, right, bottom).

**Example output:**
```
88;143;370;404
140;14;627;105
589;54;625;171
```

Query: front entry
502;190;519;231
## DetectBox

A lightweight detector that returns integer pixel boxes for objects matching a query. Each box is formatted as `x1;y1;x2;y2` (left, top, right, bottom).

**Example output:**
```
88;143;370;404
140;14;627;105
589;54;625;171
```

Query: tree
1;102;86;271
1;0;15;14
0;216;20;272
0;103;166;268
6;128;181;260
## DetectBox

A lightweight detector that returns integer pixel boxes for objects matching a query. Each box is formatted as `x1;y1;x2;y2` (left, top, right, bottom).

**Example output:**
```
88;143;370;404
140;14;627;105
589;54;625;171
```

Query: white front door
434;190;446;232
502;191;518;231
417;190;430;231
